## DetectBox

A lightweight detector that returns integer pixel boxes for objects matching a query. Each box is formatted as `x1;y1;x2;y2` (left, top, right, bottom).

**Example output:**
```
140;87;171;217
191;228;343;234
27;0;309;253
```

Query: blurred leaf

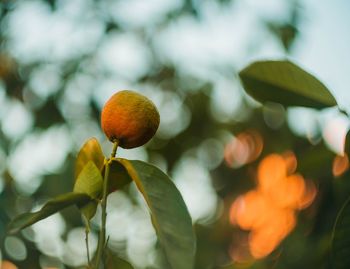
332;196;350;269
107;159;132;193
106;250;134;269
297;142;335;178
118;158;196;269
75;137;105;179
7;192;91;234
268;23;298;51
344;130;350;156
239;60;337;109
74;161;103;220
35;98;64;128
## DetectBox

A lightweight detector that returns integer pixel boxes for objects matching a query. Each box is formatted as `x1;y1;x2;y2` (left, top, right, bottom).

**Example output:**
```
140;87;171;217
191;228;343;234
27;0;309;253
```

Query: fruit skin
101;90;160;149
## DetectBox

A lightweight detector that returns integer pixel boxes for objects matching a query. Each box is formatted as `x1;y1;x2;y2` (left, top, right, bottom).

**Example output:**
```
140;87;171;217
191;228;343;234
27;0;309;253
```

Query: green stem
85;225;91;267
95;140;119;269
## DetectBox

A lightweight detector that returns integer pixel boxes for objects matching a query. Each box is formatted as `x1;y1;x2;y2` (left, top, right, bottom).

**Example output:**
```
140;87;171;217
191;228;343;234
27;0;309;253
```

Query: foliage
8;138;195;269
239;60;337;109
7;192;91;235
1;1;350;269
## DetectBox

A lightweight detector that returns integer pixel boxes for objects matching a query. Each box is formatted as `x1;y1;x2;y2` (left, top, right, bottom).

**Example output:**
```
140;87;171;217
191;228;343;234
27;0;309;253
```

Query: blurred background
1;0;350;268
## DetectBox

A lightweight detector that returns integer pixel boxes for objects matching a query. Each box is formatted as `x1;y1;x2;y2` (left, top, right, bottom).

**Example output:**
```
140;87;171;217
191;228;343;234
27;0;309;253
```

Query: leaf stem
95;140;119;268
85;224;91;267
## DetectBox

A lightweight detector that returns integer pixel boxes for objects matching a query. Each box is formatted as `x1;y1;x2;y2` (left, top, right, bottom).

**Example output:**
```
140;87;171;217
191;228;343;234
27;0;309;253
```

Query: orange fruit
101;90;160;149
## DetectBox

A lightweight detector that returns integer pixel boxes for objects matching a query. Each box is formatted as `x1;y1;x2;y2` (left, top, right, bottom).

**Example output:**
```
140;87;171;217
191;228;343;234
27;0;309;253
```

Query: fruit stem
95;140;119;269
111;140;119;159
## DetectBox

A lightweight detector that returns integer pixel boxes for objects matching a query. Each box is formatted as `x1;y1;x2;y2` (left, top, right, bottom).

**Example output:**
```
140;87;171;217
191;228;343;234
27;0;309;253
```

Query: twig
94;140;119;268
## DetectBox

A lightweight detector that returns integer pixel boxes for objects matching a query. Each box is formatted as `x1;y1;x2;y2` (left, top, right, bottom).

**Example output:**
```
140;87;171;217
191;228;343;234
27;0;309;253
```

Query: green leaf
80;201;98;222
75;137;105;179
106;250;134;269
239;60;337;109
117;159;196;269
343;130;350;156
7;192;91;234
107;159;132;193
331;196;350;269
74;161;103;198
74;161;103;220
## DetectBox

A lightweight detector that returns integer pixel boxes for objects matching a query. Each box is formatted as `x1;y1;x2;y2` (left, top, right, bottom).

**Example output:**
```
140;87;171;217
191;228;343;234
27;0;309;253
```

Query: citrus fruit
101;90;160;149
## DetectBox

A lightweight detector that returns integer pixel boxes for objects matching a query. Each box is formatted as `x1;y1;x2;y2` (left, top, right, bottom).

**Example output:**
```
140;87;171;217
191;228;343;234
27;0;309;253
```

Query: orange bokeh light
229;152;317;259
282;151;298;175
270;174;306;209
230;191;269;230
332;154;349;177
298;180;317;209
257;154;286;194
249;209;296;258
1;261;18;269
224;130;263;168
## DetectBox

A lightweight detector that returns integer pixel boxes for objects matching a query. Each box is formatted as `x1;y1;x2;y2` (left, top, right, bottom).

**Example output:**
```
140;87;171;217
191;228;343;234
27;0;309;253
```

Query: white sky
294;0;350;110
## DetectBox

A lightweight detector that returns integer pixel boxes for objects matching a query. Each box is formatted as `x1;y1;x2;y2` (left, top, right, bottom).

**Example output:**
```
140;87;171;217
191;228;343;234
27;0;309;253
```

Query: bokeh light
4;236;27;261
333;154;349;177
229;153;317;259
39;255;64;269
0;261;18;269
263;102;286;130
8;125;71;195
282;151;298;175
224;130;263;168
323;114;349;154
32;211;66;258
173;157;219;224
63;227;98;267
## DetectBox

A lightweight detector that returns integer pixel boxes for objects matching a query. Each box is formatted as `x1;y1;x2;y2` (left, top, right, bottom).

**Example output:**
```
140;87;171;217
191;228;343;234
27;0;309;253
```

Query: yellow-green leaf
74;161;103;220
75;137;105;179
74;161;103;198
239;60;337;109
